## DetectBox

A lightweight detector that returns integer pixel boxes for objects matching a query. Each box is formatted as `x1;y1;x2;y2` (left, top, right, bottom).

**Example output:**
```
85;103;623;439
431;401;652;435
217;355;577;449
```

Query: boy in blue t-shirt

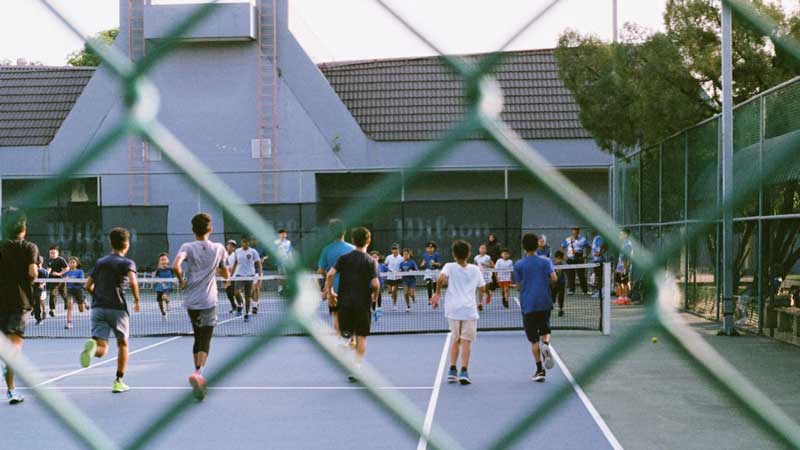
420;241;442;301
513;233;557;383
64;256;86;330
399;248;418;312
80;227;141;393
370;251;387;322
154;252;174;318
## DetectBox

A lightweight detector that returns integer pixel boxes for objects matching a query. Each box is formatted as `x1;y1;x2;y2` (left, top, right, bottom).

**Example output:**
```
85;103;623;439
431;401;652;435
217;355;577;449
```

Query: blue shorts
402;277;416;288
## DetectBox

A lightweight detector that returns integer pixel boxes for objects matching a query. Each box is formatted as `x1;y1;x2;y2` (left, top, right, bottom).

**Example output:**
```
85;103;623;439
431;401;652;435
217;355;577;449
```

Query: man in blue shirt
317;219;355;337
561;227;589;295
590;232;608;298
514;233;557;383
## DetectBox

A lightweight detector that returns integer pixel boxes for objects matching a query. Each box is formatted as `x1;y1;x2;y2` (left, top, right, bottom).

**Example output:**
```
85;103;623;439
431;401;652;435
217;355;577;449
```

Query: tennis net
25;263;611;338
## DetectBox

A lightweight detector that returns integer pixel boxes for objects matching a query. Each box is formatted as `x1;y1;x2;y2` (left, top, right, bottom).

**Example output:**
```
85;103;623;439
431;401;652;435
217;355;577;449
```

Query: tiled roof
319;49;592;141
0;66;95;147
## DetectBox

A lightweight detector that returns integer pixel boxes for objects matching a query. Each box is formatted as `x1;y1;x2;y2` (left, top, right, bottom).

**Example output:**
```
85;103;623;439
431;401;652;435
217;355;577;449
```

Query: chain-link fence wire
1;0;800;449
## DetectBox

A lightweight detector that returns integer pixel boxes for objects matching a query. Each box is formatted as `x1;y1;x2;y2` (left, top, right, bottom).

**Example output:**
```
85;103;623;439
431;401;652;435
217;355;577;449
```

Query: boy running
231;238;262;322
33;257;48;325
325;227;380;382
80;228;140;393
154;253;174;318
46;246;68;318
64;257;86;329
514;233;557;383
552;251;567;317
614;229;634;305
384;244;403;310
172;213;229;400
495;248;514;308
430;240;485;385
399;248;418;312
420;241;442;301
474;244;494;310
0;211;39;404
369;251;387;322
317;219;355;336
224;240;242;314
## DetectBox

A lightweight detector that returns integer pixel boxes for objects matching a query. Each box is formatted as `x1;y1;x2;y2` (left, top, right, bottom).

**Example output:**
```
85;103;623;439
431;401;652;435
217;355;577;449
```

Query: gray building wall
0;0;612;267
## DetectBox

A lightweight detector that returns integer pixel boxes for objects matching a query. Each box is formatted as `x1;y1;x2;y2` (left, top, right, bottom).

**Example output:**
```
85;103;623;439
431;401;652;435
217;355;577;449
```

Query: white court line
36;314;243;387
550;347;624;450
416;332;452;450
20;385;433;391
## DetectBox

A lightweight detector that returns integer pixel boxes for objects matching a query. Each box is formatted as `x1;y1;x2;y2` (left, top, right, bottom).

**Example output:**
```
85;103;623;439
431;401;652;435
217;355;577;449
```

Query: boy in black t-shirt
46;246;68;318
325;227;380;383
0;211;39;404
80;228;141;393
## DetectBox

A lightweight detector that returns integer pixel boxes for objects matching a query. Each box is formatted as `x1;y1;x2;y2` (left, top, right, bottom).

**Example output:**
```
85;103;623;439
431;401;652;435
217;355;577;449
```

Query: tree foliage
67;28;119;67
555;0;800;154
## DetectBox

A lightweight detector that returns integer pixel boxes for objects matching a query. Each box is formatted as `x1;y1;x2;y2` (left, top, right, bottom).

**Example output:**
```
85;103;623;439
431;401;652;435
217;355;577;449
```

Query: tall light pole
720;1;737;336
612;0;618;43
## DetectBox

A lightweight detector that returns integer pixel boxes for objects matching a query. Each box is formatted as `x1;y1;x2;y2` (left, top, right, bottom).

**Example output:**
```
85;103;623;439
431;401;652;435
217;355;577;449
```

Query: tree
67;28;119;67
555;0;800;154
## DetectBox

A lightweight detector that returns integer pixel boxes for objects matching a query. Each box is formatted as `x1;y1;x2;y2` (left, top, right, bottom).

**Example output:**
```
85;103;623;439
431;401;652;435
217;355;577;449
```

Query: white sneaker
65;322;73;330
541;342;554;370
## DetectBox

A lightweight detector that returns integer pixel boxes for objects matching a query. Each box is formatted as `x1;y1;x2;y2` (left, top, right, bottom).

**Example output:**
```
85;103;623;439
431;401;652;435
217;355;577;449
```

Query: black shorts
522;310;551;343
67;289;85;304
386;279;402;287
338;305;371;337
156;291;171;302
614;272;629;283
0;311;30;337
50;282;67;298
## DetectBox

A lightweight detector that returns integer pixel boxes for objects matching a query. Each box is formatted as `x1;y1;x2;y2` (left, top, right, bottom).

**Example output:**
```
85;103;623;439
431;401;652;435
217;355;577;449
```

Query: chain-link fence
615;74;800;340
2;0;800;449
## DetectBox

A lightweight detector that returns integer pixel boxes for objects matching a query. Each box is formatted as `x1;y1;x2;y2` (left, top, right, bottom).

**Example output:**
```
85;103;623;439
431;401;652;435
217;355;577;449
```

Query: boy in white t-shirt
431;240;486;385
473;244;493;311
494;248;514;309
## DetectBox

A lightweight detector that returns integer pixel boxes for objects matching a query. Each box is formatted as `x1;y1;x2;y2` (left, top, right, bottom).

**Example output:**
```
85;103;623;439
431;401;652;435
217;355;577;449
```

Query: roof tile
319;49;590;141
0;66;94;147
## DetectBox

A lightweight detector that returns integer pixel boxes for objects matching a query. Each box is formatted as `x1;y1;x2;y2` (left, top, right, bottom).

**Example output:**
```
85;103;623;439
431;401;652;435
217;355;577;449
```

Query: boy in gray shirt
173;213;229;401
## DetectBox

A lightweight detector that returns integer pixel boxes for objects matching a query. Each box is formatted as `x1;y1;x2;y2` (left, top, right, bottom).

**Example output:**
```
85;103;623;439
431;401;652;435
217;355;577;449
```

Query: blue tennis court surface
6;332;621;450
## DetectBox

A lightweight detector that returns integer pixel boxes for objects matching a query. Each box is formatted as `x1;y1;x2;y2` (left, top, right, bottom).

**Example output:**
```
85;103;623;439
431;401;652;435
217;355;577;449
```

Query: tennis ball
651;337;658;344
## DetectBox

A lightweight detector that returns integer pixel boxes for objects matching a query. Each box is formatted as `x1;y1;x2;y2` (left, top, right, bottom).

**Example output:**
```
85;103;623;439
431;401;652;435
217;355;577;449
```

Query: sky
0;0;666;66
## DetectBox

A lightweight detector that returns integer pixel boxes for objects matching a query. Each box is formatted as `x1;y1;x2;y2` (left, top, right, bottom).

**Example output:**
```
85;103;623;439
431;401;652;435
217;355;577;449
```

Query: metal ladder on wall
258;0;278;203
128;0;149;206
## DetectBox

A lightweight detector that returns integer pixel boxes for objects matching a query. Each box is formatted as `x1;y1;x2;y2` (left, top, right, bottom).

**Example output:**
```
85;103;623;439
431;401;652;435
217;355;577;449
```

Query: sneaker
111;378;130;393
65;322;72;329
7;390;24;405
243;314;250;323
162;314;167;320
188;372;206;400
558;309;565;317
48;310;55;318
532;369;546;382
458;369;471;385
236;307;243;316
447;367;458;383
541;343;554;370
373;307;383;323
347;365;362;383
405;307;411;313
502;299;509;308
477;304;484;312
252;306;258;315
80;339;97;368
393;305;398;311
